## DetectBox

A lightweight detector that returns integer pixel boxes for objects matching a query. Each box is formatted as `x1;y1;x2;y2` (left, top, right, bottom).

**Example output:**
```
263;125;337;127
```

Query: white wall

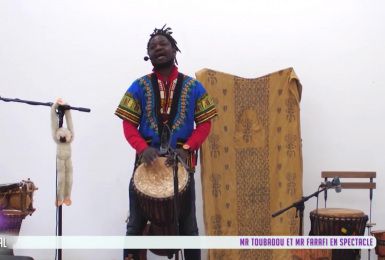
1;0;384;259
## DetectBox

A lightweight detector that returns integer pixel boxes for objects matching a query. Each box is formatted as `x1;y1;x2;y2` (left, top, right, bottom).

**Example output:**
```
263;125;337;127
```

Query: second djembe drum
309;208;368;260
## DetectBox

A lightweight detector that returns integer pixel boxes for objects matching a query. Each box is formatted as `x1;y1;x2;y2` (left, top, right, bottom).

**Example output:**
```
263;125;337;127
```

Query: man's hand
165;148;189;167
141;147;159;165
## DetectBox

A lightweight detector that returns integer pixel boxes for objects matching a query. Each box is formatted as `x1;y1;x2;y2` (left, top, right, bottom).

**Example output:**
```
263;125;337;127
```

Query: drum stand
272;186;328;235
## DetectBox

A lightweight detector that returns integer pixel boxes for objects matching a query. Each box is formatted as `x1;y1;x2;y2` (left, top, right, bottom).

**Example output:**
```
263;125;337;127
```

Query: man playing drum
115;25;217;260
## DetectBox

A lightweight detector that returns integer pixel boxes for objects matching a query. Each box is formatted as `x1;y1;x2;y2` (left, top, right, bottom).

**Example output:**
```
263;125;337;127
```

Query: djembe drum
0;179;37;258
133;157;190;257
309;208;368;260
0;180;37;234
371;230;385;258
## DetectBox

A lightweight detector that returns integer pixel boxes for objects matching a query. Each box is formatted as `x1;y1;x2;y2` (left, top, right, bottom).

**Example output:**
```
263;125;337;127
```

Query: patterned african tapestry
196;68;303;260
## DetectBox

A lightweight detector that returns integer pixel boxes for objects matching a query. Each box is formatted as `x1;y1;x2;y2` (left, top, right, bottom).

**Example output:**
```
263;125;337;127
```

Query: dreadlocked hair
147;24;181;53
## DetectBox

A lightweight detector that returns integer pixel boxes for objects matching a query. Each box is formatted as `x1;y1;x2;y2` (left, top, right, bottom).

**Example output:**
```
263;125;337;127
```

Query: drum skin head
134;157;189;199
311;208;365;217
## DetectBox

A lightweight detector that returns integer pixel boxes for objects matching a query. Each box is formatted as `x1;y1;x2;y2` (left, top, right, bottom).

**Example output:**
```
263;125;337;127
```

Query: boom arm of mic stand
0;96;52;106
58;104;91;112
271;186;327;236
272;187;328;218
0;96;91;112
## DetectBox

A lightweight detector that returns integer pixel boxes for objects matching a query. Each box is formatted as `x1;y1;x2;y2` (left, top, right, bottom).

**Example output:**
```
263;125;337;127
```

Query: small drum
310;208;368;260
0;179;37;235
371;230;385;257
133;157;190;226
0;180;37;214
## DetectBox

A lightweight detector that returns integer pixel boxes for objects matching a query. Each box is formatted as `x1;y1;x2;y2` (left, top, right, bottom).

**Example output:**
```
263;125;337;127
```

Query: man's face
147;35;176;67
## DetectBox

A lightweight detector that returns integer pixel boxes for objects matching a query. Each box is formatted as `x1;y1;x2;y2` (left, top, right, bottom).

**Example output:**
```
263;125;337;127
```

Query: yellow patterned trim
140;77;159;133
171;77;195;130
195;93;217;124
114;93;141;126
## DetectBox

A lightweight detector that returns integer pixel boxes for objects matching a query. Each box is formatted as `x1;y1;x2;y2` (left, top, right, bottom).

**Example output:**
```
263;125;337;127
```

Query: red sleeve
185;121;212;151
123;120;148;154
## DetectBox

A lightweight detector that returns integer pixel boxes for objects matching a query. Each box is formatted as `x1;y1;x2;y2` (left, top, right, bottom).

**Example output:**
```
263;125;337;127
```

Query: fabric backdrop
196;68;303;260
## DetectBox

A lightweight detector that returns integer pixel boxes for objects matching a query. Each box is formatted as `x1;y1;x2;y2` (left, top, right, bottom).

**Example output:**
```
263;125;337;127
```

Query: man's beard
152;58;174;70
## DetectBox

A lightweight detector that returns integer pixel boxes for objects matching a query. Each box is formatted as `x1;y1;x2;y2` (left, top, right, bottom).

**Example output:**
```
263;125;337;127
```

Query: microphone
320;177;342;193
144;56;149;61
332;177;342;193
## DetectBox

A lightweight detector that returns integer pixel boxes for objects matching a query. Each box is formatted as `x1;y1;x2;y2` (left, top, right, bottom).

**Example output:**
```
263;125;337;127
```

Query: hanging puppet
51;98;74;206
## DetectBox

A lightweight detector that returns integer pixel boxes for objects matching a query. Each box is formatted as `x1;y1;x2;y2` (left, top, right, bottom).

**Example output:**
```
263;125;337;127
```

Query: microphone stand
166;147;193;260
1;95;90;260
54;106;65;260
272;186;328;236
52;105;89;260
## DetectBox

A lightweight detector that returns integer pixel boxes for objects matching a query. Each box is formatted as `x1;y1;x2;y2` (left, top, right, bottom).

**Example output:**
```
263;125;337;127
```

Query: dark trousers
124;173;201;260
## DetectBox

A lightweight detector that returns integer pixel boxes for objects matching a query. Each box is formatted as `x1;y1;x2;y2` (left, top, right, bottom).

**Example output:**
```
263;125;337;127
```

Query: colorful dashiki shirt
115;73;217;150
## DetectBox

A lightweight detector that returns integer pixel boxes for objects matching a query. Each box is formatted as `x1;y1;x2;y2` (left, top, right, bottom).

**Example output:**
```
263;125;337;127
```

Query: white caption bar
0;236;376;249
